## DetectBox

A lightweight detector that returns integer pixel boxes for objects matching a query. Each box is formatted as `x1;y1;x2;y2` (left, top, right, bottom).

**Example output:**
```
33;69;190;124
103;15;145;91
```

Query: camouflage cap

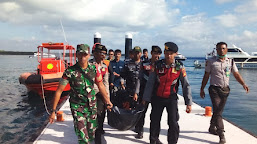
133;46;142;53
151;45;162;54
76;44;90;54
164;42;178;53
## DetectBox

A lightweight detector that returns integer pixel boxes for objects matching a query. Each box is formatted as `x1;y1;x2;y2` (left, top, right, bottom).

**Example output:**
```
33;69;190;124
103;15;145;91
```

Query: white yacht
175;53;187;61
222;45;257;68
34;52;56;58
195;45;257;68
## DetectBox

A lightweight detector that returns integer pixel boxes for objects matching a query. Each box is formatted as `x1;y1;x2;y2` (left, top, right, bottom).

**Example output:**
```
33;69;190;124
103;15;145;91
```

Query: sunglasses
99;52;107;55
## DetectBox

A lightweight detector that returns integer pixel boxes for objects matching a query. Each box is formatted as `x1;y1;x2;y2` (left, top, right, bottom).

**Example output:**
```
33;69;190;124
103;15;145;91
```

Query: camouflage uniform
60;62;102;144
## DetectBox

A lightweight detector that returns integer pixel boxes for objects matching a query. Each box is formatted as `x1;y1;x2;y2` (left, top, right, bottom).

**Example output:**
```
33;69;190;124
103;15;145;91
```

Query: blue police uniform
110;60;125;87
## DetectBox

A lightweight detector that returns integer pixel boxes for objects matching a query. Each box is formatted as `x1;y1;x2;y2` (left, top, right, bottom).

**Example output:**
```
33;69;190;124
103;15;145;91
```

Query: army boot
218;132;226;144
208;125;218;135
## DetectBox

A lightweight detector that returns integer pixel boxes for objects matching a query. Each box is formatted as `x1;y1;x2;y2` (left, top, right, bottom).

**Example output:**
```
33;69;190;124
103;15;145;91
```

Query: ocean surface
0;55;68;144
0;55;256;144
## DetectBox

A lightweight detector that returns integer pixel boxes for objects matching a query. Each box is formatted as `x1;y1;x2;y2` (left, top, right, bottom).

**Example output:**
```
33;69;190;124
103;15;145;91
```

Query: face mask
217;54;227;58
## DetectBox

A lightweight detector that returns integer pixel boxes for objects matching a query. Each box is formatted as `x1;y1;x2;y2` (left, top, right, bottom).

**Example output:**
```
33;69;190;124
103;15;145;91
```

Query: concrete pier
34;95;257;144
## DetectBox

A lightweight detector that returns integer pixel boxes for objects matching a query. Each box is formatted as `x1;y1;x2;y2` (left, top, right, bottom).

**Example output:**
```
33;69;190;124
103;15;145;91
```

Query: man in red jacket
143;42;192;144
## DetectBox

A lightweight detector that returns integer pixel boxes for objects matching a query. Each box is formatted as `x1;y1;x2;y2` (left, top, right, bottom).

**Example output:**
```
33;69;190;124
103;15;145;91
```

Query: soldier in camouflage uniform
49;44;112;144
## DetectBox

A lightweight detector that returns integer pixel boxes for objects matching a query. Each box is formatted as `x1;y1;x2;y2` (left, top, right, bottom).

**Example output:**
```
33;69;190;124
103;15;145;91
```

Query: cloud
0;0;171;28
0;0;182;52
212;0;257;28
233;0;257;24
170;13;212;41
0;2;21;23
1;0;257;57
227;30;257;52
214;14;238;27
215;0;235;4
146;13;216;56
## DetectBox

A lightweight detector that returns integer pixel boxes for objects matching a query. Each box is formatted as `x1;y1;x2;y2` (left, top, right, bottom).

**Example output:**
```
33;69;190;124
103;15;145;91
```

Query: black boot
135;132;143;139
208;125;218;135
219;133;226;144
150;139;163;144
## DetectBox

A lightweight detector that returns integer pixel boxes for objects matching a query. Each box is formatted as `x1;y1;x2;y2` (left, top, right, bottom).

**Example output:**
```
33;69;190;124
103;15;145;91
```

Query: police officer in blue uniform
120;46;142;103
110;49;125;88
140;48;149;61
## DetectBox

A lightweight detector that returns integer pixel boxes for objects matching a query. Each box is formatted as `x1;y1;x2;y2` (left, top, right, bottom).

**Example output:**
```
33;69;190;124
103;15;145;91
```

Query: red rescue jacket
155;60;182;98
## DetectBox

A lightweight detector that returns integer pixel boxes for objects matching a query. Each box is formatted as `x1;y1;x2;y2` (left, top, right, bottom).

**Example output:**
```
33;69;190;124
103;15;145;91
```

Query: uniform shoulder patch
181;67;187;77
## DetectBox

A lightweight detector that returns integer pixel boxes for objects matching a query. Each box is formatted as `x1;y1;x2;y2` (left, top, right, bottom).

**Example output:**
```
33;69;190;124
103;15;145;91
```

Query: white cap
94;32;101;38
125;33;132;39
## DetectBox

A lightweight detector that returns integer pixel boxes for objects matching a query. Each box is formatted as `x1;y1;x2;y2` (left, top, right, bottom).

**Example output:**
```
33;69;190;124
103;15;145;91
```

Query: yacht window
234;58;247;62
248;58;257;62
228;49;239;52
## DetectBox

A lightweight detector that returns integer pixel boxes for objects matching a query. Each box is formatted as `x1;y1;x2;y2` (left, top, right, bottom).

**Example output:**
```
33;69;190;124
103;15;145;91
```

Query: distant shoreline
0;51;126;56
0;51;34;55
0;51;205;58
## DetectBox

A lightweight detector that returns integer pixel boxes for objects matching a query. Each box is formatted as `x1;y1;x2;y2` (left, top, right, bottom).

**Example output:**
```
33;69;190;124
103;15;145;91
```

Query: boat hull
235;62;257;69
19;72;70;97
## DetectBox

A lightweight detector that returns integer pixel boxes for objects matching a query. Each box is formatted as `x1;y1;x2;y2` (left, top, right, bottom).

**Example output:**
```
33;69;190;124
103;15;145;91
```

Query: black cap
92;43;107;53
151;45;162;54
164;42;178;53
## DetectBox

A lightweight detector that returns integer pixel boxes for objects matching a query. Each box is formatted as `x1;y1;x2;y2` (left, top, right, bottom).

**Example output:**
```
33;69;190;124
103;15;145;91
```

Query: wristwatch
51;109;57;114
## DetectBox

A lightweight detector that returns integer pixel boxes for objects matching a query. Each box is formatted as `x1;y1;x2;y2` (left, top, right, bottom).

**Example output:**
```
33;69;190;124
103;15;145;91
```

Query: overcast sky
1;0;257;56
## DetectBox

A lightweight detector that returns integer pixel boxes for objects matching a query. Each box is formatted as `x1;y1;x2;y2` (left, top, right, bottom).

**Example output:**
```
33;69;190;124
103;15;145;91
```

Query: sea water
0;55;256;144
181;57;257;136
0;55;67;144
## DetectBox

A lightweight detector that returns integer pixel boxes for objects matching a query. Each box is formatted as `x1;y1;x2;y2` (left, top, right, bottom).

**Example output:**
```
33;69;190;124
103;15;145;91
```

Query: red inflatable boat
19;42;76;98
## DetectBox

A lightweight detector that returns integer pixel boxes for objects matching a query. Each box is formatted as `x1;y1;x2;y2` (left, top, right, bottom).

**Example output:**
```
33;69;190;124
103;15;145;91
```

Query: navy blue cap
164;42;178;53
151;45;162;54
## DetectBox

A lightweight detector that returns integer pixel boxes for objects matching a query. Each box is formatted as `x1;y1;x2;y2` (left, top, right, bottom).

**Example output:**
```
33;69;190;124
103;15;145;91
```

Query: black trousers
95;93;106;144
208;85;230;134
135;101;149;133
150;96;179;144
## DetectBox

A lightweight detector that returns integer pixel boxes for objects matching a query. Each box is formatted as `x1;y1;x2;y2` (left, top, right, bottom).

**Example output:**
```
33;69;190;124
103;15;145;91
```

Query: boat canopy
38;43;75;50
